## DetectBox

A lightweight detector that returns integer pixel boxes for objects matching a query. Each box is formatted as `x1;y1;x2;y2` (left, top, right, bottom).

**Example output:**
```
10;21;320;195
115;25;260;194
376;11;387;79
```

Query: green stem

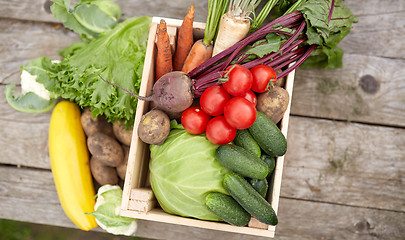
283;0;306;15
250;0;280;32
203;0;229;46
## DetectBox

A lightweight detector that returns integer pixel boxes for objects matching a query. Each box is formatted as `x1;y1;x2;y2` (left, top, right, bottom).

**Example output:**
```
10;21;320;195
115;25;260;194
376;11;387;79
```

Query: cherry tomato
200;85;231;116
224;97;257;129
250;65;277;93
241;90;257;107
222;64;253;96
205;116;236;145
181;106;211;134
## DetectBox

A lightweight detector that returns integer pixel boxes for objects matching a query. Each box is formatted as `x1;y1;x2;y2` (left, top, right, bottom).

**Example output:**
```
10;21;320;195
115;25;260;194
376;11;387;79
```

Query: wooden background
0;0;404;239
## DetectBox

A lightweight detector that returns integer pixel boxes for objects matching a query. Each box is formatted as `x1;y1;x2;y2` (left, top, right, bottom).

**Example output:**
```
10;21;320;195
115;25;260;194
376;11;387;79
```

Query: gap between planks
289;113;405;130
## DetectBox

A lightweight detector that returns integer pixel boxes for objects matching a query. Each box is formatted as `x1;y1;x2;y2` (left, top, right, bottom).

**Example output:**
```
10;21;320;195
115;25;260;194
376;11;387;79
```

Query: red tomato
241;90;257;107
222;64;253;96
200;85;231;116
205;116;236;145
250;65;277;93
181;106;211;134
224;97;257;129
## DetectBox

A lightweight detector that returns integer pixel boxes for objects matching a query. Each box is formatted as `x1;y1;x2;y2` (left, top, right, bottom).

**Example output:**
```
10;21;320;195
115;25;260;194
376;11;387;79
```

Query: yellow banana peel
49;100;97;231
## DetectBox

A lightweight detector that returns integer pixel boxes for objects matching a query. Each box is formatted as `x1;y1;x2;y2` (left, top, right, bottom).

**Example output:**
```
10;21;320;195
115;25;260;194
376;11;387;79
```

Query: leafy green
87;185;137;236
244;33;285;58
51;0;121;41
58;41;88;58
5;84;58;113
44;16;151;127
89;203;133;228
149;128;231;221
298;0;358;47
297;0;358;68
300;45;344;69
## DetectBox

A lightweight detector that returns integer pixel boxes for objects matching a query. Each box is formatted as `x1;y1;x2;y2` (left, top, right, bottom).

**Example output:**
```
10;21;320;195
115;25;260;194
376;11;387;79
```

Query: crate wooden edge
120;208;275;238
121;16;295;238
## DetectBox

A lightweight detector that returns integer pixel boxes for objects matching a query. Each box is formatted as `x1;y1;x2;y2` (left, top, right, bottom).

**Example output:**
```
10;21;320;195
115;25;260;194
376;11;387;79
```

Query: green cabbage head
149;127;230;221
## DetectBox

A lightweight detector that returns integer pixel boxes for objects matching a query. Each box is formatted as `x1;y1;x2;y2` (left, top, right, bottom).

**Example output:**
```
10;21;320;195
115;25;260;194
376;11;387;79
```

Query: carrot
155;19;172;81
173;4;195;71
181;40;213;73
181;0;229;73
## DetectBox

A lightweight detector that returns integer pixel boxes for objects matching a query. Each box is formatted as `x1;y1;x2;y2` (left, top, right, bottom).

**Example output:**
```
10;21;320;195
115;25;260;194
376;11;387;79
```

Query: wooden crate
120;16;296;238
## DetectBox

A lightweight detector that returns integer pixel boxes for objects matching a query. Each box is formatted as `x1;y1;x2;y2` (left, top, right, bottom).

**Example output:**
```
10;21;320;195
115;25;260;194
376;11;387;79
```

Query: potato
90;156;119;185
257;86;290;124
274;69;286;87
113;120;133;146
117;145;129;180
138;109;170;145
87;132;124;167
81;108;115;138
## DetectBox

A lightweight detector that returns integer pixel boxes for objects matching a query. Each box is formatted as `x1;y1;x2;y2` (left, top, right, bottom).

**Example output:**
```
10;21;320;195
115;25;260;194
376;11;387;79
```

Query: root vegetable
90;156;119;185
117;145;129;180
99;71;193;115
155;19;173;81
182;39;213;73
257;86;289;124
138;109;170;145
80;108;114;138
173;4;195;71
113;120;133;146
181;0;228;73
212;0;261;56
87;132;124;167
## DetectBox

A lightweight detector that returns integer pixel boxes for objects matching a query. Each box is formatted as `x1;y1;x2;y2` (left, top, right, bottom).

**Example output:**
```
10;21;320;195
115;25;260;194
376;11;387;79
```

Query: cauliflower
20;70;51;101
87;185;138;236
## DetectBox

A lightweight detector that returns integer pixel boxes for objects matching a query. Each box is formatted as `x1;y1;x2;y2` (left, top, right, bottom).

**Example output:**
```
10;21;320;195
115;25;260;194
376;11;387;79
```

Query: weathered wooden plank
292;54;405;127
0;85;51;169
0;0;209;23
0;19;80;85
1;165;403;240
282;116;405;212
339;11;405;59
276;197;405;240
1;0;403;23
0;0;404;59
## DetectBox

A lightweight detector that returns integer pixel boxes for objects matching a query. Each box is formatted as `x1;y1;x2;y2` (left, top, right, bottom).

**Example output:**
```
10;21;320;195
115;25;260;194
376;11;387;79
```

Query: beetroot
99;71;193;114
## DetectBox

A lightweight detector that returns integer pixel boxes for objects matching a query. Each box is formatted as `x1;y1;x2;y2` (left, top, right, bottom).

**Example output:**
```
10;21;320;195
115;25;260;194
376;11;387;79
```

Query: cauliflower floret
20;70;51;100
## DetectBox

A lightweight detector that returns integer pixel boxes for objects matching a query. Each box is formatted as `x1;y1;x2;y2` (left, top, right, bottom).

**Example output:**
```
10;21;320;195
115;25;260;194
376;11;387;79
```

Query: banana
49;100;97;231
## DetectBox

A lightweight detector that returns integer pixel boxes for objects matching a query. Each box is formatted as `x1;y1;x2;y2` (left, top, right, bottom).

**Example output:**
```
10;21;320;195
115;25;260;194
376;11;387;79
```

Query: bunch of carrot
155;4;195;81
155;0;229;81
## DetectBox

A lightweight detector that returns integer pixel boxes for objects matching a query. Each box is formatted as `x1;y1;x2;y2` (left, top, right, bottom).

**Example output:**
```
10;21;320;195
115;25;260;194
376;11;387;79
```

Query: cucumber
223;173;278;225
205;192;250;226
234;129;261;158
261;154;276;178
215;144;268;179
249;112;287;156
248;178;268;198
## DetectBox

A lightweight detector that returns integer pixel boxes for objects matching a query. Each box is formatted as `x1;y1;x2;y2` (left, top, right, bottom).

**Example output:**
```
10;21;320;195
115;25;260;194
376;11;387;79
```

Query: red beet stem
98;74;151;101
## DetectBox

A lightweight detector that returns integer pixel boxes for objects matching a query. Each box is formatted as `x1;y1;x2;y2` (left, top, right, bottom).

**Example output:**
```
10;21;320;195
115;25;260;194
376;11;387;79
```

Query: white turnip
212;0;261;56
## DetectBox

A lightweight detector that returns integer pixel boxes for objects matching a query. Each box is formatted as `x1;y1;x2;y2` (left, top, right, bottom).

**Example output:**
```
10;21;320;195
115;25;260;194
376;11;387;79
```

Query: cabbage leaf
51;0;122;41
149;128;230;221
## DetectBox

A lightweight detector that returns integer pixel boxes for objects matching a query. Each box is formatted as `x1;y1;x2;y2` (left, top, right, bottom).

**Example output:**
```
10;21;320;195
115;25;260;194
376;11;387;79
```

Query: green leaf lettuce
44;16;151;127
